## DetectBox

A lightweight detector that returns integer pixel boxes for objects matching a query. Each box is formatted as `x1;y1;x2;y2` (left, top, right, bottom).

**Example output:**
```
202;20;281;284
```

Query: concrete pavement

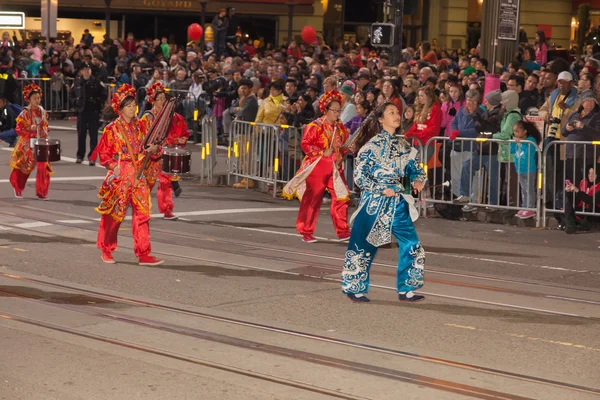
0;126;599;399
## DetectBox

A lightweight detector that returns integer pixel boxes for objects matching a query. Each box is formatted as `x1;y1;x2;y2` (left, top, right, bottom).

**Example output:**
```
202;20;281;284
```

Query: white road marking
193;223;592;273
0;226;13;231
56;219;92;224
545;295;600;305
14;222;52;228
48;125;78;132
0;176;105;183
111;207;298;221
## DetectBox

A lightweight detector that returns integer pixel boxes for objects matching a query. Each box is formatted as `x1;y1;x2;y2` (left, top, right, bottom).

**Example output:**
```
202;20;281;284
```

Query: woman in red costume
140;82;190;221
92;84;163;265
283;90;351;243
9;84;52;200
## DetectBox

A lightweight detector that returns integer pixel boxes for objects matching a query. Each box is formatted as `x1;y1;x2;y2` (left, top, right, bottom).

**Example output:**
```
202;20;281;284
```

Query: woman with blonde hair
402;77;419;105
405;86;442;145
405;86;443;193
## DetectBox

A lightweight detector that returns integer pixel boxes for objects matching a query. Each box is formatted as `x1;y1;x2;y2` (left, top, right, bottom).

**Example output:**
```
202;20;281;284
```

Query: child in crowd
510;120;542;219
345;100;371;134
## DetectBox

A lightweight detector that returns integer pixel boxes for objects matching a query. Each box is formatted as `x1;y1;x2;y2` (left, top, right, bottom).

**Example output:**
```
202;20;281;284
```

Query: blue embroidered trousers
341;197;425;294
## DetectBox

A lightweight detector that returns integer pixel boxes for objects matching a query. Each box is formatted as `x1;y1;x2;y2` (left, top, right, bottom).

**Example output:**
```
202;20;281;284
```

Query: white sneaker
453;196;469;204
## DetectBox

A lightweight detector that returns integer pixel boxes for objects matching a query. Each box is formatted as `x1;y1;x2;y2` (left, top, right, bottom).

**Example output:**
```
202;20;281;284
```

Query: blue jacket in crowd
510;136;538;174
450;106;482;151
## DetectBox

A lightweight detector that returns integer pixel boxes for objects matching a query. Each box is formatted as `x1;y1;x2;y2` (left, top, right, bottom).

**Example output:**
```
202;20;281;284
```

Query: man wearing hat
538;70;582;199
539;70;580;140
71;62;107;165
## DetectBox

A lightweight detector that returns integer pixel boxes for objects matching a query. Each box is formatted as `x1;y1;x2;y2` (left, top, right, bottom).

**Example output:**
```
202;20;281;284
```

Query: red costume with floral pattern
91;84;162;259
283;90;351;238
9;84;52;199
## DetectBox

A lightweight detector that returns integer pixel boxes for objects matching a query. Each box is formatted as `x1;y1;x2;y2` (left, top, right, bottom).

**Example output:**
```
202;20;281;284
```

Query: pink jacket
441;99;464;136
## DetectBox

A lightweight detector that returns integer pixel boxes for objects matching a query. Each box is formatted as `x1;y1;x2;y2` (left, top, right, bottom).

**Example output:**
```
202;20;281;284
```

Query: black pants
77;111;100;160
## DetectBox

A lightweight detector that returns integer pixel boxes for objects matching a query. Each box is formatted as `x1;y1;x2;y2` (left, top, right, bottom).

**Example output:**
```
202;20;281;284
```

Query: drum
33;138;61;162
162;147;191;175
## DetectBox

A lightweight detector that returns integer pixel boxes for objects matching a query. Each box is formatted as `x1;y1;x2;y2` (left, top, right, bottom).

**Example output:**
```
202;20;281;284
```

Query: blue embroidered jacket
352;130;427;247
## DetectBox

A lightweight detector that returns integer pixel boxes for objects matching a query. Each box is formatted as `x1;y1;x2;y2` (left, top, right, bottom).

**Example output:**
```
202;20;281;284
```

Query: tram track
1;201;599;301
0;204;598;320
1;273;599;398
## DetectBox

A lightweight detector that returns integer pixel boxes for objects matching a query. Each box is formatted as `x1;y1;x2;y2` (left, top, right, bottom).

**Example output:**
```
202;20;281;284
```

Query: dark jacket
519;90;539;115
71;75;107;113
562;110;600;160
0;66;18;103
236;95;258;122
0;102;17;132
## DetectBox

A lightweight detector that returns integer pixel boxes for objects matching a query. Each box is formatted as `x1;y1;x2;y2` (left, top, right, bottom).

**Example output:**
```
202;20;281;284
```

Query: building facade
1;0;325;46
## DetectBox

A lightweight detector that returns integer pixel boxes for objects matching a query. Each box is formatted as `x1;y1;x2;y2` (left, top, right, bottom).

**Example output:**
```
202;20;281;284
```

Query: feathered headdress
111;84;137;113
146;82;166;104
23;84;42;103
318;90;343;114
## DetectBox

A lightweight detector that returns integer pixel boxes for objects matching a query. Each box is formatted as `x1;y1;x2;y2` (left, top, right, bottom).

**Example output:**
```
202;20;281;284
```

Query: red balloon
301;26;317;44
188;23;203;41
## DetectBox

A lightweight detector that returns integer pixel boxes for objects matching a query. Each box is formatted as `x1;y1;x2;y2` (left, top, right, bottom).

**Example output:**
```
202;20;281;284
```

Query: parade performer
141;82;190;220
282;90;351;243
341;102;427;303
92;84;164;265
9;84;52;200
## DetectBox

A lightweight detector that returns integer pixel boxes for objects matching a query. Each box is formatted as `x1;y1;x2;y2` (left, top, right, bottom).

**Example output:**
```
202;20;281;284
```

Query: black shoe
171;181;182;197
398;292;425;302
578;220;592;232
76;158;83;164
88;161;96;167
8;142;16;148
346;293;370;303
565;225;577;234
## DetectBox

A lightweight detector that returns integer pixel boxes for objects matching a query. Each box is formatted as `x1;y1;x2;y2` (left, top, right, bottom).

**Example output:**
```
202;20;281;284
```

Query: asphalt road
0;125;599;400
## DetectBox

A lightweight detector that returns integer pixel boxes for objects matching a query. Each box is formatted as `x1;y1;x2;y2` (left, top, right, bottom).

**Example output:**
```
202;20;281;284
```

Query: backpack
9;103;22;116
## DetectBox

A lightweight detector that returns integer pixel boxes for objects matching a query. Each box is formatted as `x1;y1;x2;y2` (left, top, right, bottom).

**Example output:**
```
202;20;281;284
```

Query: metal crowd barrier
541;140;600;227
197;115;217;184
16;77;75;112
421;136;543;226
227;120;284;197
274;124;305;185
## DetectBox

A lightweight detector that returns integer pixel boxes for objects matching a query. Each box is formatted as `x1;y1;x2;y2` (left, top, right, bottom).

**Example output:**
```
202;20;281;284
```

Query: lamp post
104;0;111;39
390;0;403;65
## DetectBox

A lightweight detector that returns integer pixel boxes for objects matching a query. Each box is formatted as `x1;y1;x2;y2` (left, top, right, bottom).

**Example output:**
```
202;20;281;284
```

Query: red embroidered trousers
10;163;50;198
97;205;152;257
154;172;174;214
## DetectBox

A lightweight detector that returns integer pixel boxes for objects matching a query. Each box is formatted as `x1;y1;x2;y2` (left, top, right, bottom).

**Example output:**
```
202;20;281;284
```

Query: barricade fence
420;136;543;226
15;77;76;113
197;115;217;184
227;120;281;196
224;124;600;228
541;140;600;228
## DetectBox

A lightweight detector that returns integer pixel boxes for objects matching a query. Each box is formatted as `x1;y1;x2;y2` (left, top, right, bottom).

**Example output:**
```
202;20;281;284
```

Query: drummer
9;84;52;200
141;82;190;221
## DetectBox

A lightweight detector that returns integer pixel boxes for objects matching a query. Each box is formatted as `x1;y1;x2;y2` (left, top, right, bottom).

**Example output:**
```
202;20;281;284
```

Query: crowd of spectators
1;24;599;231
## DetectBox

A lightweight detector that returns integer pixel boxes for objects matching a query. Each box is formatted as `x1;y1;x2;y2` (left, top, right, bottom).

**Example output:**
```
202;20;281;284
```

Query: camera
548;117;561;137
